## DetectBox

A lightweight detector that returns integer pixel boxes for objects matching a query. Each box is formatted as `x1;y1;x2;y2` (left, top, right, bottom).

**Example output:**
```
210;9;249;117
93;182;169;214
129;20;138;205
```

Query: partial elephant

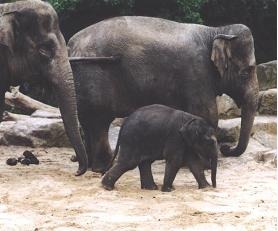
68;16;259;173
101;104;218;191
0;0;87;175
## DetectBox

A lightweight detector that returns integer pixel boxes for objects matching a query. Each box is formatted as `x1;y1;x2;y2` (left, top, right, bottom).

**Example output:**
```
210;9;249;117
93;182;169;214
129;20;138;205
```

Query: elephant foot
75;167;87;176
220;144;240;157
198;181;210;189
101;175;115;191
102;183;114;191
141;183;158;190
91;152;113;174
161;185;175;192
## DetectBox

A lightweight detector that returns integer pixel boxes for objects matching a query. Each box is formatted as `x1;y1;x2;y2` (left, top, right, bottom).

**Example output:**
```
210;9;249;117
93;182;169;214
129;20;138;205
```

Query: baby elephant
102;104;218;192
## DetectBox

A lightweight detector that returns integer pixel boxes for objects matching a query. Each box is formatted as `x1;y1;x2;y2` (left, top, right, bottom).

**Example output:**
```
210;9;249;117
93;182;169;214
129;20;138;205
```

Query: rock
257;60;277;90
217;94;241;119
0;118;70;147
217;116;276;149
255;149;277;167
258;89;277;115
112;118;125;127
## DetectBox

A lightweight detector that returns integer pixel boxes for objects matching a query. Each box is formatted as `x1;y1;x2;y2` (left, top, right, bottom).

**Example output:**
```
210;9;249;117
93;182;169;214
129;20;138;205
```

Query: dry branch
2;111;30;121
5;87;59;114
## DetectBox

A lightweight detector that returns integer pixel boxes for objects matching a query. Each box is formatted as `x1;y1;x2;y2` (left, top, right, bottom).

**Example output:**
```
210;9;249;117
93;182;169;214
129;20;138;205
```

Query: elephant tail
102;120;124;174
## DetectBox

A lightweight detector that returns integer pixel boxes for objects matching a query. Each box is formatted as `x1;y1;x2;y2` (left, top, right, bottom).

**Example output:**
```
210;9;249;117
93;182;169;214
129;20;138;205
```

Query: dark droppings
6;150;40;166
6;158;18;166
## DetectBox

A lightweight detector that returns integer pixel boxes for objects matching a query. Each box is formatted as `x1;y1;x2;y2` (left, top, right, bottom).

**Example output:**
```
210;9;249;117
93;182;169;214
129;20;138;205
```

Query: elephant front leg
162;156;182;192
187;156;210;189
87;118;114;173
139;161;158;190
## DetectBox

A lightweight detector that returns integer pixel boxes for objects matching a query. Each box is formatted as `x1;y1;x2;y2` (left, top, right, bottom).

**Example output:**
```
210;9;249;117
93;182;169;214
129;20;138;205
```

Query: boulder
258;89;277;115
217;94;241;119
111;118;125;127
255;149;277;167
257;60;277;90
0;118;70;147
217;116;276;149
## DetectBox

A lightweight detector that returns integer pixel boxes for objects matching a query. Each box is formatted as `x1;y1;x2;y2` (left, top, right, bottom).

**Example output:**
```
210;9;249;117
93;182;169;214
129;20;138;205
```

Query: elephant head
211;25;259;157
179;118;218;188
0;0;87;175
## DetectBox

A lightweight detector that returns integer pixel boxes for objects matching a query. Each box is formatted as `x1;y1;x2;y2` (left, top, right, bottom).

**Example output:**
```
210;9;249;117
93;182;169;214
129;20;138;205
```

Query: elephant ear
179;118;200;146
0;12;20;54
211;34;237;77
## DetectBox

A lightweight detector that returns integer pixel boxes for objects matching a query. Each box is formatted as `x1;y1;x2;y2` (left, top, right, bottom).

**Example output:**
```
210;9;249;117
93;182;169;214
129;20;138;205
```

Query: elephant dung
257;60;277;91
258;89;277;115
0;118;70;148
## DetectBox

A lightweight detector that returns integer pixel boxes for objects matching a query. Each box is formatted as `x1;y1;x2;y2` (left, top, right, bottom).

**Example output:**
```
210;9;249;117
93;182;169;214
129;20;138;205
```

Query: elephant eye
240;67;252;80
38;42;55;61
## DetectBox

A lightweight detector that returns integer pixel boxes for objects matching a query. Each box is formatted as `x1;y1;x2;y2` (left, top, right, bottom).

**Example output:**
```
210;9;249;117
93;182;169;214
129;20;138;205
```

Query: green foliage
45;0;206;40
47;0;80;13
176;0;205;23
45;0;276;62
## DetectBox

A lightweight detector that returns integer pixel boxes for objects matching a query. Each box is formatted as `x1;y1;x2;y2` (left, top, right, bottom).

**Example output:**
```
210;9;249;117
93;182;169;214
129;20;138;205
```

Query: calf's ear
179;119;200;145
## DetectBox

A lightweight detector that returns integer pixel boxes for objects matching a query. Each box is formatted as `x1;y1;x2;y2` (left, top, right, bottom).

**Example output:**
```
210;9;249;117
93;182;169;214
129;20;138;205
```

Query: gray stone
217;94;241;119
257;60;277;90
255;149;277;167
258;89;277;115
0;118;70;147
217;116;277;149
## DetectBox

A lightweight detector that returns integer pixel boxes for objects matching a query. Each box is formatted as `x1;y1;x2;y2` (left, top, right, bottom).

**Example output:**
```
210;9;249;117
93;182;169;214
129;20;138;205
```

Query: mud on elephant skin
0;0;87;175
68;16;259;172
101;104;218;192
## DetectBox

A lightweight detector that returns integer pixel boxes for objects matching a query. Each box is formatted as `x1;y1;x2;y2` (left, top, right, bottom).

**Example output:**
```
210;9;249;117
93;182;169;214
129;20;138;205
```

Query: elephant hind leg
86;115;114;173
102;156;138;190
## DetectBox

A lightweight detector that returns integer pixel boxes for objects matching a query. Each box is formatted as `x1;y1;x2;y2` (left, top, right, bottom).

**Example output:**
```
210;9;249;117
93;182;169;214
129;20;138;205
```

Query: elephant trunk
211;147;218;188
233;104;257;155
222;71;259;157
52;61;88;176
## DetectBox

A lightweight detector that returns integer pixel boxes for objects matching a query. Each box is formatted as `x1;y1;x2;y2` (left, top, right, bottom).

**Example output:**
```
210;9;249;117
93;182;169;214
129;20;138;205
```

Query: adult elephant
68;16;259;173
0;0;87;175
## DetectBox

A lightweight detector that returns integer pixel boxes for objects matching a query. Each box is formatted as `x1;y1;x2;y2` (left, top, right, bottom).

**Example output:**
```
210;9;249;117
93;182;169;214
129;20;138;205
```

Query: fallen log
2;111;30;121
5;87;59;114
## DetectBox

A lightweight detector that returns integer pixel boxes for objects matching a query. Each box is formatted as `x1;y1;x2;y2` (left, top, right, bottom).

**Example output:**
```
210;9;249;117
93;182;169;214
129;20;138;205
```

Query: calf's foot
101;175;115;191
161;185;175;192
141;183;158;190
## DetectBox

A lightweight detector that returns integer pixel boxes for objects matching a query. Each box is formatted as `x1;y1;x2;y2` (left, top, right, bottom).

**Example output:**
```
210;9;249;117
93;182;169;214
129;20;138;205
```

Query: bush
46;0;205;40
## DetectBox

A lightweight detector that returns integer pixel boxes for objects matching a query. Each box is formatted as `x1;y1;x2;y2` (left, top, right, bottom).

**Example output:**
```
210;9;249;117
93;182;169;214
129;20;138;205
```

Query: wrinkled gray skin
68;16;259;173
0;0;87;175
102;104;218;192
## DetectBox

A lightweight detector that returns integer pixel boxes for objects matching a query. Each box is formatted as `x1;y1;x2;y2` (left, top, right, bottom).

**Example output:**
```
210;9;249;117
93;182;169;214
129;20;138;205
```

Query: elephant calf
102;104;218;192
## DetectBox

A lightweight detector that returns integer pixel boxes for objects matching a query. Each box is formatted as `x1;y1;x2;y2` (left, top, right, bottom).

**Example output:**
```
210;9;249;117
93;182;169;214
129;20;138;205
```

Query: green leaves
176;0;205;23
46;0;205;24
47;0;80;13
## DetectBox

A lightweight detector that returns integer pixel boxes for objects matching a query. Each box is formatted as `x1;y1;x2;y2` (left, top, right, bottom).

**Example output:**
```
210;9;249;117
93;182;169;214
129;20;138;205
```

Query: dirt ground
0;128;277;231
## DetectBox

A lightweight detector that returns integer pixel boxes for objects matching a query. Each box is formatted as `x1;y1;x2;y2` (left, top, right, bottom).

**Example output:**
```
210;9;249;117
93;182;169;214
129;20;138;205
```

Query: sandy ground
0;127;277;231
